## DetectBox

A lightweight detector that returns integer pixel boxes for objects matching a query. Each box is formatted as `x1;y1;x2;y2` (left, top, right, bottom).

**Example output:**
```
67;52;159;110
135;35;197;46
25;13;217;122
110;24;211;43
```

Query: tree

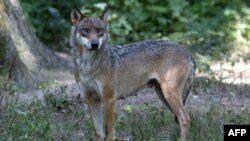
0;0;70;89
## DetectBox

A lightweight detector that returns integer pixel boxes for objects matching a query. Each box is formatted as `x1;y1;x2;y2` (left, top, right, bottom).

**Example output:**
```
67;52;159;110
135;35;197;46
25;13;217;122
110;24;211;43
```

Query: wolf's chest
74;55;100;79
79;77;104;97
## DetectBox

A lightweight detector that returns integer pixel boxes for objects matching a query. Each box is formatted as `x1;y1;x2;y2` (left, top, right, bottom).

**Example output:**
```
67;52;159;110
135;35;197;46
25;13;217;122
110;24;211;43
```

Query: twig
0;51;18;105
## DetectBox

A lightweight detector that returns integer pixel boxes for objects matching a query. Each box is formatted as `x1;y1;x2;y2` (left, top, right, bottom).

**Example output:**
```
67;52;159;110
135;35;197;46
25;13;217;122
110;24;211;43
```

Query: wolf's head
70;8;109;50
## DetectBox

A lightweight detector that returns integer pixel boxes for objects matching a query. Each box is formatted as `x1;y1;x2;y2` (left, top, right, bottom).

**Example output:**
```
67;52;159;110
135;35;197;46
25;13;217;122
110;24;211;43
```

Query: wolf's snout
91;40;99;49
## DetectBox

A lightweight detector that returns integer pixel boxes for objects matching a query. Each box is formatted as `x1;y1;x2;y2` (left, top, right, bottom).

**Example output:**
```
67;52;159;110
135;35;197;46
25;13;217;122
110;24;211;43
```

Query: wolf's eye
82;28;90;33
96;28;103;33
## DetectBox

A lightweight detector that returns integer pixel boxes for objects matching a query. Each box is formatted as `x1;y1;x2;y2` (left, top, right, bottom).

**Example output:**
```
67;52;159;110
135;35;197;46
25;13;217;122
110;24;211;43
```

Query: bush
20;0;250;71
20;0;85;51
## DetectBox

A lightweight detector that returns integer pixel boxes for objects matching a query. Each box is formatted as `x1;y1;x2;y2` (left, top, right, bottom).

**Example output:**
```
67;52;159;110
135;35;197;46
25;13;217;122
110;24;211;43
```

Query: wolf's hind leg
159;82;190;140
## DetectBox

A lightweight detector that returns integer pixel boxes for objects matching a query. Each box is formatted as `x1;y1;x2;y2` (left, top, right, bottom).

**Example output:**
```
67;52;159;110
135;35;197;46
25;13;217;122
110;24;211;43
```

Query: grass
0;96;249;141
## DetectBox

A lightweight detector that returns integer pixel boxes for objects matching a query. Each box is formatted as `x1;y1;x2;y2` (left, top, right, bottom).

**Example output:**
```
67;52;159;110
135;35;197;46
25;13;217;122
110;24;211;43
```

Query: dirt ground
7;61;249;115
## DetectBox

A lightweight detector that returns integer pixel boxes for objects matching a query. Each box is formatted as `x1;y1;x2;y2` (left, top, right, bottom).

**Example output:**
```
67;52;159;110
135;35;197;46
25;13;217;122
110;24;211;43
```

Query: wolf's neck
79;44;111;72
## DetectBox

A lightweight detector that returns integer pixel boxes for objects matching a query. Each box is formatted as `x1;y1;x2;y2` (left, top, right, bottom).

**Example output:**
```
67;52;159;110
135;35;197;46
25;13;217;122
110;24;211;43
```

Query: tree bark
0;0;70;89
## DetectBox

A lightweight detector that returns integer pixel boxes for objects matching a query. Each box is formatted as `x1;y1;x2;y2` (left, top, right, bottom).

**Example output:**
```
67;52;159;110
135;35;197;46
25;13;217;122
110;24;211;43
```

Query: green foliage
0;102;53;140
20;0;85;51
20;0;250;71
0;98;88;140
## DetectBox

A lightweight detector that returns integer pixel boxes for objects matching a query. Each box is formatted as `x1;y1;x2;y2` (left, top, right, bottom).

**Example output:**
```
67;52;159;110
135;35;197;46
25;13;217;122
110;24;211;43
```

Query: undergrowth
0;99;249;141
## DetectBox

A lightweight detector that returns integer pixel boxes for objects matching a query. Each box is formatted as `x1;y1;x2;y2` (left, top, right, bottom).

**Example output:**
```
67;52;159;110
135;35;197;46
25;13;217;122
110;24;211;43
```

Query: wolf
70;7;196;141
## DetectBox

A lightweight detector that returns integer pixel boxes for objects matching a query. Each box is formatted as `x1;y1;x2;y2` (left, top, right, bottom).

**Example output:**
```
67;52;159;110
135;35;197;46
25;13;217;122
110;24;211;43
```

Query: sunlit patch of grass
116;104;174;141
115;104;249;141
0;98;249;141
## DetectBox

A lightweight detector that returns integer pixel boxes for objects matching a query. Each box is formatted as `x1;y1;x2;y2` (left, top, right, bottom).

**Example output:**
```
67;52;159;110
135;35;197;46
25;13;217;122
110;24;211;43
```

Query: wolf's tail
182;55;196;105
175;55;195;123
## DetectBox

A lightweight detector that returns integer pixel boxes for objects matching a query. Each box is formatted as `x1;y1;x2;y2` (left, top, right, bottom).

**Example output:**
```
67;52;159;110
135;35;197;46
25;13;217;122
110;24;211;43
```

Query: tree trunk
0;0;70;88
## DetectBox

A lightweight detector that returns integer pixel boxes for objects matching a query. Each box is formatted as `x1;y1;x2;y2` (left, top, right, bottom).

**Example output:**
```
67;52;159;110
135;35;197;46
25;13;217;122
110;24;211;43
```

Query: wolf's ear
71;8;84;25
100;7;109;23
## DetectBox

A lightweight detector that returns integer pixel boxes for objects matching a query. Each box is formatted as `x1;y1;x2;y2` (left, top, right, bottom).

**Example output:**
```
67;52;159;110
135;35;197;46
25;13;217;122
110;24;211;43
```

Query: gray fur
70;9;196;141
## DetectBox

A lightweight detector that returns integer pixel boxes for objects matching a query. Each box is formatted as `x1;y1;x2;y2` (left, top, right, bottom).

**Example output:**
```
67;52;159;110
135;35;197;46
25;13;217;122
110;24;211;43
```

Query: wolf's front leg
89;102;105;141
104;95;116;141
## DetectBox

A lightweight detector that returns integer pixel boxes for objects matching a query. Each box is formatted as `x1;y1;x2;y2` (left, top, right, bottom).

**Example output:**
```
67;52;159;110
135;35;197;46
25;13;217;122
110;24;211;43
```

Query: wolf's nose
91;41;99;49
